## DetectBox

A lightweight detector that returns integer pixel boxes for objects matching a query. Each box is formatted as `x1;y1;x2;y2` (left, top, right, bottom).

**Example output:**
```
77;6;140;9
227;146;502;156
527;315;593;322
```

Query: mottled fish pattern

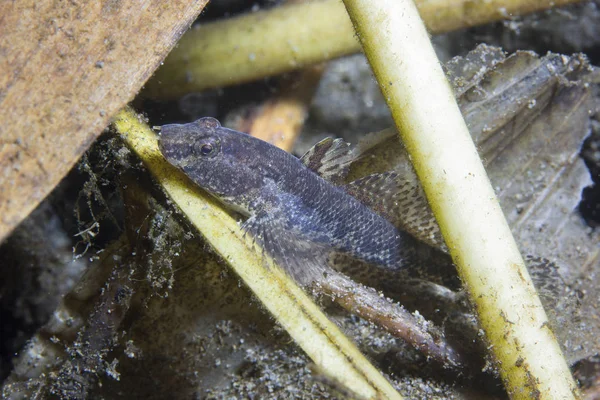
158;117;415;283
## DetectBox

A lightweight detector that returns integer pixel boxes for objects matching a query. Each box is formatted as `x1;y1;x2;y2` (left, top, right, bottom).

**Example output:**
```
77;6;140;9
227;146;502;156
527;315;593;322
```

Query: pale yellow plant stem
113;108;402;400
146;0;584;98
341;0;579;399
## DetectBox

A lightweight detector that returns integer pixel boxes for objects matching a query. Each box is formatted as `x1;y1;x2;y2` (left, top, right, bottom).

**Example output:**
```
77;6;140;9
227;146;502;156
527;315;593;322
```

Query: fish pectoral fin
241;211;330;285
344;172;447;252
300;137;353;185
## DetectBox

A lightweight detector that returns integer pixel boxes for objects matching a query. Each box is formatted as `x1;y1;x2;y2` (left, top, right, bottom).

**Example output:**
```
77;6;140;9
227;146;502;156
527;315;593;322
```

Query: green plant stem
113;108;403;400
341;0;579;399
145;0;585;98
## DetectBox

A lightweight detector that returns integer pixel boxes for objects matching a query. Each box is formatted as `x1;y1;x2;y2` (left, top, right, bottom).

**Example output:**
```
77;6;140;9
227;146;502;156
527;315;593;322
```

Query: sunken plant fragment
117;110;403;399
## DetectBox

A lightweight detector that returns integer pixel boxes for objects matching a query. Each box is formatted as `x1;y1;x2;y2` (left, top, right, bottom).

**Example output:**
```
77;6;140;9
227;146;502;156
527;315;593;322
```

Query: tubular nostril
198;117;220;129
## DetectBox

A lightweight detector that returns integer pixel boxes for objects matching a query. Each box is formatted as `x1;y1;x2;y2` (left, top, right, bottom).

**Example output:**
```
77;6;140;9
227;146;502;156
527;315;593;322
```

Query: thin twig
341;0;579;398
114;107;403;400
145;0;585;98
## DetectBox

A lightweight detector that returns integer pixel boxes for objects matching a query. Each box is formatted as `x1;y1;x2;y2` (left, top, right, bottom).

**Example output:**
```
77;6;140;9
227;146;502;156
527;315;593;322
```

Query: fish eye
194;138;220;158
200;143;213;155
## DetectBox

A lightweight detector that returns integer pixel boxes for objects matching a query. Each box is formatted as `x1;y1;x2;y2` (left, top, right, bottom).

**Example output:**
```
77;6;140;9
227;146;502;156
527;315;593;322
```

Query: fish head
159;117;265;212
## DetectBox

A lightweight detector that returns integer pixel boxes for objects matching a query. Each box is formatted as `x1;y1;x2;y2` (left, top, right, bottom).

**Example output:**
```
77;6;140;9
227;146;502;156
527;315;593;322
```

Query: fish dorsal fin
300;137;352;185
344;172;447;252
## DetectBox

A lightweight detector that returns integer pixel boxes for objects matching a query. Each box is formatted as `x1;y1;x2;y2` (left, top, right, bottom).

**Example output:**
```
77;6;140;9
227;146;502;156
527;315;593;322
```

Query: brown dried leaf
0;0;209;243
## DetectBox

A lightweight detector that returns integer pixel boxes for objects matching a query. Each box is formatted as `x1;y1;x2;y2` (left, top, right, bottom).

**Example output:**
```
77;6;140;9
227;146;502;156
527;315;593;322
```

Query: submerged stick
145;0;584;98
114;108;402;400
341;0;579;399
318;273;465;369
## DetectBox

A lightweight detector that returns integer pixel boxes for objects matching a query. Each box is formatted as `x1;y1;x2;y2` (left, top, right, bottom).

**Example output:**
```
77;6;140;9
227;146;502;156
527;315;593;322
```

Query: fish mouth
157;123;181;142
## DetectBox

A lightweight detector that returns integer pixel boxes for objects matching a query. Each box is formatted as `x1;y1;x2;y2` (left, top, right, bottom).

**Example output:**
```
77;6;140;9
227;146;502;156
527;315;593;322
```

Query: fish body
159;117;410;282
